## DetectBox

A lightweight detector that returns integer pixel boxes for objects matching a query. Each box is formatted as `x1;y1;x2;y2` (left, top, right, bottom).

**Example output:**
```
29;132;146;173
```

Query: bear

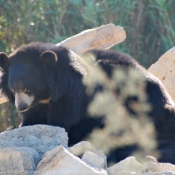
0;42;175;163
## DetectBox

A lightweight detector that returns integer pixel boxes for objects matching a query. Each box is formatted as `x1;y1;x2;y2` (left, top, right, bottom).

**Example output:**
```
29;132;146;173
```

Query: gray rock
35;145;107;175
0;147;40;175
0;125;68;157
68;141;106;159
142;160;175;173
68;141;107;169
82;151;106;169
107;157;143;175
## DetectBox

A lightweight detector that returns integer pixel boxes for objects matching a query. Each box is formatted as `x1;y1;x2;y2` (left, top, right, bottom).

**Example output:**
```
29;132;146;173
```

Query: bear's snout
15;92;34;112
17;102;28;112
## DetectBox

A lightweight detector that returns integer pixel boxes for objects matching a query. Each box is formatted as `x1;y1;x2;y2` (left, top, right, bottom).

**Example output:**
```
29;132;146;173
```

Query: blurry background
0;0;175;131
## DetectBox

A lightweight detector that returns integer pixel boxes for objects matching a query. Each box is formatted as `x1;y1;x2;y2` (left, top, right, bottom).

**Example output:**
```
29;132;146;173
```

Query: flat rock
0;125;68;157
148;47;175;102
35;145;107;175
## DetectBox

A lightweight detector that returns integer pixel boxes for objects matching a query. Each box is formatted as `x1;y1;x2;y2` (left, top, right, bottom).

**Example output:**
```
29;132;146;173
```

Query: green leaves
155;0;166;7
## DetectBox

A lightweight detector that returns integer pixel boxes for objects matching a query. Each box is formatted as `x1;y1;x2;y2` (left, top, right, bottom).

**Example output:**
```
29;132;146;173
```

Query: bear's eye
24;89;31;95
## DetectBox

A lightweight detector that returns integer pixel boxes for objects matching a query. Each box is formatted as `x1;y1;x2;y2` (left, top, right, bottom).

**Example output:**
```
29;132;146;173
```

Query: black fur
1;43;175;163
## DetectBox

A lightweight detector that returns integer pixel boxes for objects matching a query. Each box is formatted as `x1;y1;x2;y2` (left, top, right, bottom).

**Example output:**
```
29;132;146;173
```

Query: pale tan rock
58;23;126;54
148;47;175;102
35;145;107;175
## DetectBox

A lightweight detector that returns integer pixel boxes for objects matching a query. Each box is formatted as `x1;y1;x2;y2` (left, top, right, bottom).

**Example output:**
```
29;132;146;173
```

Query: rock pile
0;125;175;175
0;125;68;175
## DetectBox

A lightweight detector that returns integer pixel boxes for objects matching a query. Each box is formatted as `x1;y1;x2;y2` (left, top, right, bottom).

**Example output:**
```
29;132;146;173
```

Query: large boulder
0;125;68;156
148;47;175;102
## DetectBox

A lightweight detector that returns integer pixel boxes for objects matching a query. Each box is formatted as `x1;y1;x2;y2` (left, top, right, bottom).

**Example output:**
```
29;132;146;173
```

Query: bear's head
0;43;87;113
0;49;58;112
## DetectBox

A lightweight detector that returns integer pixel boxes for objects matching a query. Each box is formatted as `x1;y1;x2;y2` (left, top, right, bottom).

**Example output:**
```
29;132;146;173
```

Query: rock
0;147;40;175
68;141;106;159
148;47;175;102
35;145;107;175
143;161;175;173
58;24;126;55
143;171;175;175
2;125;175;174
106;155;175;175
68;141;92;156
0;125;68;157
107;157;143;175
82;151;106;169
68;141;107;168
91;149;107;163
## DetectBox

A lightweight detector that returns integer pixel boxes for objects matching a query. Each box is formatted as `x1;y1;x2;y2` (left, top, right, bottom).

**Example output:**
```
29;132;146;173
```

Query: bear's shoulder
88;49;144;77
90;49;139;68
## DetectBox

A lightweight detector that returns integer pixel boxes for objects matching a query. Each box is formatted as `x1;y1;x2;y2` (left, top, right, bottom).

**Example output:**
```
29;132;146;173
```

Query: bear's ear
0;52;9;72
40;51;58;71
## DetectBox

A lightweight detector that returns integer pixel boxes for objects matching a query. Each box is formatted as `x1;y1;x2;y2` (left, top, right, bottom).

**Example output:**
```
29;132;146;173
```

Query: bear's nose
17;103;28;111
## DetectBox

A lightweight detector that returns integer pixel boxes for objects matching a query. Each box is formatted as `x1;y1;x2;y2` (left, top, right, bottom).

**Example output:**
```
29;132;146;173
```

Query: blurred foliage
0;0;174;132
0;103;19;132
84;55;157;161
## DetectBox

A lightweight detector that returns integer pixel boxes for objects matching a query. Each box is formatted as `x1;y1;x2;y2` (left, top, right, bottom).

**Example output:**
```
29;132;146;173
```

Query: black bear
0;42;175;163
